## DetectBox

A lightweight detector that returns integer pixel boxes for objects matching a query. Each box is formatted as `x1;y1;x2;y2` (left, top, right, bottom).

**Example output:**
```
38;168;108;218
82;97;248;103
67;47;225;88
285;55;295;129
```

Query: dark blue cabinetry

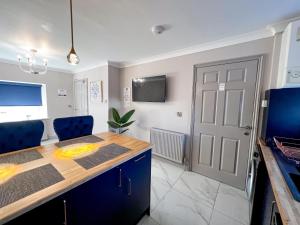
122;151;152;225
5;195;66;225
5;149;151;225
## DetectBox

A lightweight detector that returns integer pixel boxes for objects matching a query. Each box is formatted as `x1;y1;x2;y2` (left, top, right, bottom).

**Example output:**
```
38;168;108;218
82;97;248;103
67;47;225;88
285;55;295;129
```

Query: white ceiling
0;0;300;73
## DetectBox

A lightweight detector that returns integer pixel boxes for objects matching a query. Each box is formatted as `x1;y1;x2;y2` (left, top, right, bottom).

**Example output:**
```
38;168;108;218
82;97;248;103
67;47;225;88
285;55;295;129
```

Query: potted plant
107;108;135;134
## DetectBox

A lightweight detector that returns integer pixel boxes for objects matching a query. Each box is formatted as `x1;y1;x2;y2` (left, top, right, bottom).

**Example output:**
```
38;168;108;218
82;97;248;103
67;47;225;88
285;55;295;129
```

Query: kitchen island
0;132;152;225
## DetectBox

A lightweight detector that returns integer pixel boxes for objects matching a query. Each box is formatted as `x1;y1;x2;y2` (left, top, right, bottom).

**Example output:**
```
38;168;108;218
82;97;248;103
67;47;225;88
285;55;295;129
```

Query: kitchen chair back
0;120;44;154
53;115;94;141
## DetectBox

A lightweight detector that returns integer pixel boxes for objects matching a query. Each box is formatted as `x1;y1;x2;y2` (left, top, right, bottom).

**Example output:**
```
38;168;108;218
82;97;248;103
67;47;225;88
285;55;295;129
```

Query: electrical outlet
287;70;300;83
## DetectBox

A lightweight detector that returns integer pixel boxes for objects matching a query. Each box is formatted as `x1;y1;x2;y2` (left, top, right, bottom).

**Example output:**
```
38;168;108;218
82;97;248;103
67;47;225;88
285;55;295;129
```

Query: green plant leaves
120;109;135;123
121;121;135;128
112;108;121;123
107;121;121;128
108;108;135;131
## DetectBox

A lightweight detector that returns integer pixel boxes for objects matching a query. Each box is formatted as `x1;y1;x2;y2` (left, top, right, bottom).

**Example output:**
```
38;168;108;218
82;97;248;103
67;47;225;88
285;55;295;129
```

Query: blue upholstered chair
53;115;94;141
0;120;44;154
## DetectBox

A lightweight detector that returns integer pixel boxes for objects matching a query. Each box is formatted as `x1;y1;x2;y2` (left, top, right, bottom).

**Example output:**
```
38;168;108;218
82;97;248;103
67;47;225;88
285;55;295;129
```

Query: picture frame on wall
90;80;103;103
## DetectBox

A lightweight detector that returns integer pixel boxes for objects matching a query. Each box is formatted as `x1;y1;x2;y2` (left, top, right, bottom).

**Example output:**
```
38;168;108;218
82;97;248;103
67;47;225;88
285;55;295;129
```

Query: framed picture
90;80;103;102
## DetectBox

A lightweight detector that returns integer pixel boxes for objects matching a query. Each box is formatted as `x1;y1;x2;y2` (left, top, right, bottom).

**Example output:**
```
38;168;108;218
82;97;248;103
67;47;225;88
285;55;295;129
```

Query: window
0;81;42;106
0;80;48;123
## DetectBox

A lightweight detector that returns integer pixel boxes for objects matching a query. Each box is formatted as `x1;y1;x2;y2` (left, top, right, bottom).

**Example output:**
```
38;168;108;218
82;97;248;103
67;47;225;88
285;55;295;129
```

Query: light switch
261;100;268;108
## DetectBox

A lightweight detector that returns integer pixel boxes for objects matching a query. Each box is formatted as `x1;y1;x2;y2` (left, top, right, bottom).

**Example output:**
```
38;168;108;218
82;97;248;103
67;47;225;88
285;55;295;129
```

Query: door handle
241;125;252;130
127;178;132;196
118;168;122;188
63;200;68;225
134;155;146;163
270;201;276;225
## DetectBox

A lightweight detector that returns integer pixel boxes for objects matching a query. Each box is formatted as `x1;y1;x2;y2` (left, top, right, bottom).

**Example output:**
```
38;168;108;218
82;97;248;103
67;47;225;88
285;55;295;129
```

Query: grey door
191;59;259;189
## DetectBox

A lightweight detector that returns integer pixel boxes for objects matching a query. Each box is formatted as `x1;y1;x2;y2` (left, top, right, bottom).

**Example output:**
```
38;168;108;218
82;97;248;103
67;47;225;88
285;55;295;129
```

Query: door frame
73;78;89;115
188;55;264;187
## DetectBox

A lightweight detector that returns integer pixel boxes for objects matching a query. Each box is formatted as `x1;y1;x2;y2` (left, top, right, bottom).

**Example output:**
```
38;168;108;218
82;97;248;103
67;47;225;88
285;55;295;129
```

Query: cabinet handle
270;201;276;225
128;178;132;196
63;200;68;225
118;168;122;187
134;155;146;163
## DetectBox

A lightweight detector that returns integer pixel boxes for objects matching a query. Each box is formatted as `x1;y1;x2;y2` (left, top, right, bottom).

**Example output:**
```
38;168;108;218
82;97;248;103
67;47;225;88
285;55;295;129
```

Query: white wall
0;61;74;138
120;37;275;145
74;65;109;133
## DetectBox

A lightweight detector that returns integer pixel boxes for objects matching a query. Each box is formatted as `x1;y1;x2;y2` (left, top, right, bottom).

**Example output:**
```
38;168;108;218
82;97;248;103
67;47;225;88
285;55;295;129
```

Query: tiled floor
42;139;250;225
138;157;250;225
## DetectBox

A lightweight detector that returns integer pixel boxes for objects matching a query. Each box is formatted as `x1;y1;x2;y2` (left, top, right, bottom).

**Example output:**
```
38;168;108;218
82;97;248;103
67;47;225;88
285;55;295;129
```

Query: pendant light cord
69;0;74;48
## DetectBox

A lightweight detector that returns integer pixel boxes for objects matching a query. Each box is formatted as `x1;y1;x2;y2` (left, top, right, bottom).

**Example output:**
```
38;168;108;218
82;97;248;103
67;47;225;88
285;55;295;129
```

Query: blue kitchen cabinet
68;149;152;225
66;165;124;225
122;150;152;225
5;195;67;225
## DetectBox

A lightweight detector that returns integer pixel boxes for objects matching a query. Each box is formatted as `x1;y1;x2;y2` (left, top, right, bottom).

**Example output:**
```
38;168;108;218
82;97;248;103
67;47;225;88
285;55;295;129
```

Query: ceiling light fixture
151;25;165;35
67;0;80;65
17;49;48;75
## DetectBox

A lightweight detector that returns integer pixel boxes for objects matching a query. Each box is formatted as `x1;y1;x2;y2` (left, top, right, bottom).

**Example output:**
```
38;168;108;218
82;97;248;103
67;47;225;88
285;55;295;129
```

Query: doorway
190;56;263;189
74;79;88;116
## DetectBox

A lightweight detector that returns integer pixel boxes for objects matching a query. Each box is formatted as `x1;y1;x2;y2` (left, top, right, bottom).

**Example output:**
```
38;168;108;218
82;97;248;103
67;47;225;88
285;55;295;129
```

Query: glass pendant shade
67;47;80;65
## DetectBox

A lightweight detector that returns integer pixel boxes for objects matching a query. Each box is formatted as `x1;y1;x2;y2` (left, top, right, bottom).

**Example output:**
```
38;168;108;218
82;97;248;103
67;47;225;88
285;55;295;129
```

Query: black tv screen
132;75;166;102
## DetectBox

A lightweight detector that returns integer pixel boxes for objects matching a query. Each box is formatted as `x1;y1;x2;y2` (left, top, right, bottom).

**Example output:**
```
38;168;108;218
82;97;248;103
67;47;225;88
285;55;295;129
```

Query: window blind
0;81;42;106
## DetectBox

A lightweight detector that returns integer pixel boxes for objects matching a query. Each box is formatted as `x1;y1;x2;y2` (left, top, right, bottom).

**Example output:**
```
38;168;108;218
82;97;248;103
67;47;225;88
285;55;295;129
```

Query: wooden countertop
0;132;151;224
258;138;300;225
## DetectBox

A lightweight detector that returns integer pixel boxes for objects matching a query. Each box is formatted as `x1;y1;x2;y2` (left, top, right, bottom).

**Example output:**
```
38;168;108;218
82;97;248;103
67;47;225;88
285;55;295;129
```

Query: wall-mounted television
132;75;166;102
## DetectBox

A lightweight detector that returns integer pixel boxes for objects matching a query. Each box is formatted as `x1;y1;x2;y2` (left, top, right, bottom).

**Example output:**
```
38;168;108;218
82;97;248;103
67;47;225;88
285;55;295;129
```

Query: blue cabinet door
67;166;123;225
5;195;66;225
122;150;152;225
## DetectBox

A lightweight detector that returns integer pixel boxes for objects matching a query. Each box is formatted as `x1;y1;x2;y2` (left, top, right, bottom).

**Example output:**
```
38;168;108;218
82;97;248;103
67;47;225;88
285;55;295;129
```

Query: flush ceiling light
67;0;80;65
17;49;48;75
151;25;165;35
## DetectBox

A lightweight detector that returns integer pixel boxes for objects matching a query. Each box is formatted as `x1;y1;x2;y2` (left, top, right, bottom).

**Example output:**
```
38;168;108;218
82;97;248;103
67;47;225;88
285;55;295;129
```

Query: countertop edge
258;138;300;225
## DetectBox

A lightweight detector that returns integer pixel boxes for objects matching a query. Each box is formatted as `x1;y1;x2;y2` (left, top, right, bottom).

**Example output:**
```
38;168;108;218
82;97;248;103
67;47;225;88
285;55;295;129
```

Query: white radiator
150;128;186;164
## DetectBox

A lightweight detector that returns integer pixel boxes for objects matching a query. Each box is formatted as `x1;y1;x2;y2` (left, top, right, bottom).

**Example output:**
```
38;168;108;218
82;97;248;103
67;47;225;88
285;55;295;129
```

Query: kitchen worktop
0;132;151;224
258;138;300;225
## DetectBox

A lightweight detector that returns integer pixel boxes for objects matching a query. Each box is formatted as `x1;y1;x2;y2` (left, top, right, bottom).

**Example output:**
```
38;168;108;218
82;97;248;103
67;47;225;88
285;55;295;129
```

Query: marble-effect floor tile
150;158;184;210
214;184;249;225
151;189;213;225
137;215;160;225
137;156;250;225
210;210;245;225
173;171;220;208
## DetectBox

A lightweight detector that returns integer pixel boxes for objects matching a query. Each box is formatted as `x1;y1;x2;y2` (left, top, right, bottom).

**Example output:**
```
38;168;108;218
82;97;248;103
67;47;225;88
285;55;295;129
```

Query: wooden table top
258;138;300;225
0;132;151;224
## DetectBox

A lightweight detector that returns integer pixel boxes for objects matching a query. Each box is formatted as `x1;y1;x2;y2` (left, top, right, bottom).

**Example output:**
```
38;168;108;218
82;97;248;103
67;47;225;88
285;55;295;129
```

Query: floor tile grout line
150;165;184;214
211;183;250;225
213;208;249;225
208;182;221;225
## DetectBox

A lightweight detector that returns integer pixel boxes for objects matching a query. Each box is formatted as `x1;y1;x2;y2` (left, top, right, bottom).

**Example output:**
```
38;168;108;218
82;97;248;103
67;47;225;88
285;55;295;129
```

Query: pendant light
67;0;80;65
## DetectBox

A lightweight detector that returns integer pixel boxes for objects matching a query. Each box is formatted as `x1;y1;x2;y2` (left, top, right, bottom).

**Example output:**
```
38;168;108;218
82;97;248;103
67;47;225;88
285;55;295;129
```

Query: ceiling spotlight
151;25;165;35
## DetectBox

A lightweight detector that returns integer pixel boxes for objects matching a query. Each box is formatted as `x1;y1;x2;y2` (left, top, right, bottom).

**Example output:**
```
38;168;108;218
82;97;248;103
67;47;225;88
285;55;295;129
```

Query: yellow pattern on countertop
54;143;100;159
0;163;20;185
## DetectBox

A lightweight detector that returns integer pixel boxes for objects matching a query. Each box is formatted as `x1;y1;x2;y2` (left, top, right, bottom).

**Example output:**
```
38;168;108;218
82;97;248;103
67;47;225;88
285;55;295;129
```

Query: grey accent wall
0;61;74;138
120;37;276;163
